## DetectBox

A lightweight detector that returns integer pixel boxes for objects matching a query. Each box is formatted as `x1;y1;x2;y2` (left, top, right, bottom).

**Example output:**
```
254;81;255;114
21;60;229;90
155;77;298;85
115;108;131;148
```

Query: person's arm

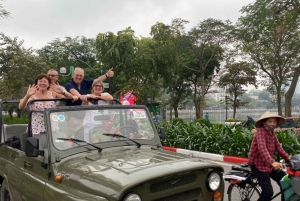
50;83;73;99
53;90;73;99
69;88;88;102
96;68;114;82
81;94;90;105
19;95;33;110
99;92;114;101
65;82;88;102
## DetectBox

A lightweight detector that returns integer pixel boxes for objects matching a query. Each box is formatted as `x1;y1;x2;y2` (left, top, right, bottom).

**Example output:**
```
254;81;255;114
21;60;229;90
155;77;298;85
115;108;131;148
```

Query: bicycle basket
290;176;300;195
280;179;299;201
290;154;300;171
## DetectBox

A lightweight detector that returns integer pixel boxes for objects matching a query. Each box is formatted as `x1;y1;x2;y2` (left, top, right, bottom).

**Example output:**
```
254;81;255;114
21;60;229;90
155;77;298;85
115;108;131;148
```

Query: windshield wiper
103;133;141;148
57;138;102;152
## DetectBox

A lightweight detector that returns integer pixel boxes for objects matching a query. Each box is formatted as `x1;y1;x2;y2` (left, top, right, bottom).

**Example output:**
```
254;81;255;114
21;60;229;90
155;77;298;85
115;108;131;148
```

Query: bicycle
224;162;300;201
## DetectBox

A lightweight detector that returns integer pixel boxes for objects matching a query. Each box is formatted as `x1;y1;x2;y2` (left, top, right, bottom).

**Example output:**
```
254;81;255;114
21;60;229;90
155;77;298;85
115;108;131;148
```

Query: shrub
171;118;184;125
275;129;300;160
195;118;210;126
3;116;28;124
225;118;236;122
161;120;300;158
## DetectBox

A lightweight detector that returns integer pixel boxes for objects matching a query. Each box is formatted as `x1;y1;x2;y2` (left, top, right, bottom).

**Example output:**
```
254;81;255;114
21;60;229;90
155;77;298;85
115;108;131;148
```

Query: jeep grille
150;173;197;193
153;188;199;201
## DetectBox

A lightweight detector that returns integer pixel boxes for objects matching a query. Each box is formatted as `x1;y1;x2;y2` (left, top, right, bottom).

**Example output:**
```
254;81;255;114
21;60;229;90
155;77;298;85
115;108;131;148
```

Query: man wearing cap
248;111;291;201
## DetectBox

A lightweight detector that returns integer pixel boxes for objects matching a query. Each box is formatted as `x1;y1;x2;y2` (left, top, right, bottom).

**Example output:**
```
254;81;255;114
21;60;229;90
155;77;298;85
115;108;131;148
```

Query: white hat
255;111;285;128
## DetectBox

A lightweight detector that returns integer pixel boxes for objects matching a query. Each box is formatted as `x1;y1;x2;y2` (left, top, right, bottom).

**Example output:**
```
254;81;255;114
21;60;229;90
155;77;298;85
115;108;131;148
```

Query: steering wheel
113;125;139;136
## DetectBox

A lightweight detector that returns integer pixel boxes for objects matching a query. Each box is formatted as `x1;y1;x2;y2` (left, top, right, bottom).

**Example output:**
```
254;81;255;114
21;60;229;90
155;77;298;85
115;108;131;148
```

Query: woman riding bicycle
248;111;291;201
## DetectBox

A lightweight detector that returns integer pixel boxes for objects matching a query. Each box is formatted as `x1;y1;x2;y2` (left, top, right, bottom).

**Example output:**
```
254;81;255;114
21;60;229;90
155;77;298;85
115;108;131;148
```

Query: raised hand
26;84;38;97
106;67;114;78
50;83;63;94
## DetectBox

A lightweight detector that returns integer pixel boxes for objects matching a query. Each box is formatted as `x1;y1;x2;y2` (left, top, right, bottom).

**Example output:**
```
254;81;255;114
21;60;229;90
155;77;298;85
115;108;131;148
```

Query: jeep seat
3;124;27;141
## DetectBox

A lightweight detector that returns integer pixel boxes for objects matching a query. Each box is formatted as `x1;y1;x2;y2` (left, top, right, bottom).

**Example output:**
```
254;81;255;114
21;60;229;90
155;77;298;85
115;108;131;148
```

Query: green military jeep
0;99;224;201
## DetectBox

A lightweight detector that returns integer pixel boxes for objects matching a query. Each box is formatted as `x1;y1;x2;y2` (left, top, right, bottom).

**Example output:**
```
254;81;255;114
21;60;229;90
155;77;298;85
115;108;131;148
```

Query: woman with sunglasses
82;79;113;142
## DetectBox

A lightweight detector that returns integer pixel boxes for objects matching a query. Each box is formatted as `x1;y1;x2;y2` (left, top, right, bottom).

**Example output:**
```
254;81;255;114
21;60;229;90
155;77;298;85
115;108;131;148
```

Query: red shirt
248;127;289;173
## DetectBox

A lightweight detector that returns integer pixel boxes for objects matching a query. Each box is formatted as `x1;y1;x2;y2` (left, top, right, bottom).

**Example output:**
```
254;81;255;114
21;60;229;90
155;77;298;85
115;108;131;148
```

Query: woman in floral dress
19;74;76;135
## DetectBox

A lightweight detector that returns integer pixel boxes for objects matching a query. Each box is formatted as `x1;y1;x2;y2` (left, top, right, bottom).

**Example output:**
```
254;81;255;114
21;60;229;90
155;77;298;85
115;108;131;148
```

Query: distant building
206;86;227;102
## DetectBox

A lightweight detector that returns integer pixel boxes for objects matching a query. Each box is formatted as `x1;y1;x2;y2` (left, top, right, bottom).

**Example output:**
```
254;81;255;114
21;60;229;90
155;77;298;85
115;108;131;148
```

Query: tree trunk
169;89;174;121
192;78;201;119
195;103;201;119
173;103;179;118
233;107;236;119
276;86;283;116
285;66;300;117
232;97;237;119
199;68;205;119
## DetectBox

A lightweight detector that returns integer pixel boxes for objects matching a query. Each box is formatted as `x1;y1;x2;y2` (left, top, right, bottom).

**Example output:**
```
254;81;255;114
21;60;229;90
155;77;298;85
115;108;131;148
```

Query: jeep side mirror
159;127;166;140
25;137;44;157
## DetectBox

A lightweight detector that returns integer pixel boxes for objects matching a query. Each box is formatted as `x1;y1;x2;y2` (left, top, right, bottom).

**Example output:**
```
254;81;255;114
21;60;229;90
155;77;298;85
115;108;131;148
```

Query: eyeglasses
48;74;58;77
94;85;103;88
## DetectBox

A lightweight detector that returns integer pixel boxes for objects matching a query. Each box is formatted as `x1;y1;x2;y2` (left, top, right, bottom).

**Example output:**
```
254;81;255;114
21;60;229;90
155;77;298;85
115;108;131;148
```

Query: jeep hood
56;146;222;199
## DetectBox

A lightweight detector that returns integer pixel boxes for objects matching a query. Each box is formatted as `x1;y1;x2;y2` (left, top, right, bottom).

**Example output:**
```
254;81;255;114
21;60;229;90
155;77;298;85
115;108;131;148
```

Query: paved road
211;160;281;201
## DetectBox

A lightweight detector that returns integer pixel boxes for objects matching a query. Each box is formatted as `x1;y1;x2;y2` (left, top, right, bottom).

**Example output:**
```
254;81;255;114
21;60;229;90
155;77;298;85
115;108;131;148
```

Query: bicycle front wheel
228;183;261;201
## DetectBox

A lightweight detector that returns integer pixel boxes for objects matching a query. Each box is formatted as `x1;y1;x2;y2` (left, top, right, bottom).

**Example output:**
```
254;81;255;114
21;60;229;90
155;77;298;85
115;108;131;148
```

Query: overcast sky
1;0;254;49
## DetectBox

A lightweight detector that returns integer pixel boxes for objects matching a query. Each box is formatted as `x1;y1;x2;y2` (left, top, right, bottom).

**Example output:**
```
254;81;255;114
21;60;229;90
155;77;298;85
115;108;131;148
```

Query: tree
219;60;257;118
0;33;46;117
258;89;271;101
150;19;193;119
0;33;46;99
275;0;300;15
0;2;9;20
95;27;162;102
184;18;234;119
37;36;98;87
238;1;300;116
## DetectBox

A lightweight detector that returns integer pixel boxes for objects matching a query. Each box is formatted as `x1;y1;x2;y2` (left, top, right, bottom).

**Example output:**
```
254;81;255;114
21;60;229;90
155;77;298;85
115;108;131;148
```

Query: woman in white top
82;79;114;142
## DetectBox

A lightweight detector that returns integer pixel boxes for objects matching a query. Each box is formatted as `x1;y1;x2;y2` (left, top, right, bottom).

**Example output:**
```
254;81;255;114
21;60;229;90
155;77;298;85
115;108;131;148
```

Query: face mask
263;124;276;132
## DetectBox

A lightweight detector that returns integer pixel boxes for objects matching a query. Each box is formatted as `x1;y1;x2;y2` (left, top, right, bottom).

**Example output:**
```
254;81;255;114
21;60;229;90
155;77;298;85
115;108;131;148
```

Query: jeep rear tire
1;180;11;201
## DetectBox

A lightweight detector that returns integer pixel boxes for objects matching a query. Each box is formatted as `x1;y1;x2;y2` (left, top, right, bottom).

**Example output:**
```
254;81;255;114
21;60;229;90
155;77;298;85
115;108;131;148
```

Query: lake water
169;108;300;123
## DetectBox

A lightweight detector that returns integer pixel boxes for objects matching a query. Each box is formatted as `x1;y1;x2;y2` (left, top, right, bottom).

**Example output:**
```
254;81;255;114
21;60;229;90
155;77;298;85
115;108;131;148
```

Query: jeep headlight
207;172;221;191
124;193;141;201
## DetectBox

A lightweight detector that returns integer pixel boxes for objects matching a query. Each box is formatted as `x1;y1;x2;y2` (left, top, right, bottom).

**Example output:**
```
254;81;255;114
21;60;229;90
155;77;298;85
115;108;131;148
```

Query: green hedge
2;116;28;124
157;121;300;159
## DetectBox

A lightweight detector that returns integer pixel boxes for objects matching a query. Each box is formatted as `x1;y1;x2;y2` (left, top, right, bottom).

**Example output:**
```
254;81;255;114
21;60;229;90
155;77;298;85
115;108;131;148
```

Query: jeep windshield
47;106;156;150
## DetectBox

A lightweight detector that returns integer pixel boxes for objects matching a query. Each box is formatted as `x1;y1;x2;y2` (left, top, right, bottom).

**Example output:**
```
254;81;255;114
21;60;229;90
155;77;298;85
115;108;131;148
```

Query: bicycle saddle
232;165;250;173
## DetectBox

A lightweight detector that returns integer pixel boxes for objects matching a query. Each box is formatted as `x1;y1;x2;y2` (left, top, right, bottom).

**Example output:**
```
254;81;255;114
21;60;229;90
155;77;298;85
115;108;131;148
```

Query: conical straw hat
255;111;285;128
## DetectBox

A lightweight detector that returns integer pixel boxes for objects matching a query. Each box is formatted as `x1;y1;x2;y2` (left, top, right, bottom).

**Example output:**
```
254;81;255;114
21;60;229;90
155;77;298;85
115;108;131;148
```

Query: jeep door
0;146;24;201
21;154;48;201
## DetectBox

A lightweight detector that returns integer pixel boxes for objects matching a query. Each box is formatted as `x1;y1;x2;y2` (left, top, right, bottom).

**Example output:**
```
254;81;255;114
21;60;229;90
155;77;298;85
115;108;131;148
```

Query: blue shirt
65;79;93;106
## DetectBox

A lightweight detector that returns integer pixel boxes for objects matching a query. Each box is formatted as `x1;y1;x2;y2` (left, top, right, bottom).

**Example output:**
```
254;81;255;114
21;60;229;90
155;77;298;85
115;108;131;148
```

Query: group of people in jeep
18;67;115;140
